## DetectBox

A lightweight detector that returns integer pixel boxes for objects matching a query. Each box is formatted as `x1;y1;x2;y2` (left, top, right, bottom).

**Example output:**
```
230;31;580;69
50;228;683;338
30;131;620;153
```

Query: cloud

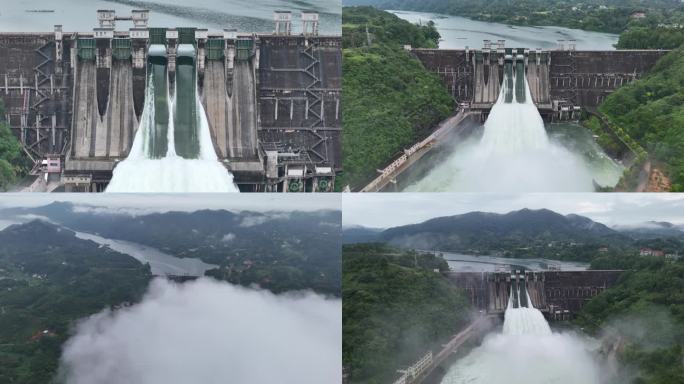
239;213;291;227
70;205;150;216
221;233;236;242
58;278;341;384
0;193;340;214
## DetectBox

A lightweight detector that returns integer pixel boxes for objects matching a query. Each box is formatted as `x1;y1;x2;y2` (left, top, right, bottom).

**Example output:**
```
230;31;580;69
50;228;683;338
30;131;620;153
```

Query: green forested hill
0;220;152;384
598;47;684;191
342;7;454;189
617;26;684;49
369;209;640;262
577;255;684;384
0;101;27;191
342;244;470;384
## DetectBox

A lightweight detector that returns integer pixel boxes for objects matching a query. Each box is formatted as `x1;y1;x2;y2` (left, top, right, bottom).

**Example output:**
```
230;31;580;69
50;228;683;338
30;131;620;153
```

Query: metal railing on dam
361;109;474;192
0;10;341;192
390;315;496;384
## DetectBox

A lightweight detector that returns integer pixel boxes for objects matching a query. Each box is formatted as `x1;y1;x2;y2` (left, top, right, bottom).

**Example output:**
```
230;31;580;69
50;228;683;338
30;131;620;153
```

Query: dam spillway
145;45;170;159
104;39;241;193
174;43;200;159
0;10;341;192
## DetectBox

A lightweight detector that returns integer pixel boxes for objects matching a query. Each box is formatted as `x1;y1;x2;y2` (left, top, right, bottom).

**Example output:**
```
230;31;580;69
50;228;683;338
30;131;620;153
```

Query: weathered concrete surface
70;60;137;161
526;51;551;107
472;60;500;108
202;59;258;159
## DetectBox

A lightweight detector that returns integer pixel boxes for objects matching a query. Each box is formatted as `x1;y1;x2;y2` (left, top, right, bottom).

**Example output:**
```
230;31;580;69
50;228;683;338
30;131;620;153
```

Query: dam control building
0;10;341;192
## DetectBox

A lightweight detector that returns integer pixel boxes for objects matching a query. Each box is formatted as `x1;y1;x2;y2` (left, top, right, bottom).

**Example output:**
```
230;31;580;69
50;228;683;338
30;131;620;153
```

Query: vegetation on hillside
15;204;342;296
597;47;684;191
618;26;684;49
577;254;684;384
0;221;152;383
0;100;28;191
342;243;470;384
344;0;684;34
342;7;453;189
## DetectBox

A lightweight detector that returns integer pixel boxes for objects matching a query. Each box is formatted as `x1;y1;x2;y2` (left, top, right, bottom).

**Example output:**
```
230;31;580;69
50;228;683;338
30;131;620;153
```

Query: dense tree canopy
342;7;453;189
0;100;27;191
342;244;470;384
0;221;152;384
599;47;684;190
578;254;684;384
618;26;684;49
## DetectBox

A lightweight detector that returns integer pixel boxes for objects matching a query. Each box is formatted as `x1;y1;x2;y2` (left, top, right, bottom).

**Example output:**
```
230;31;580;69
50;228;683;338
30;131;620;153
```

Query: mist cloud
58;278;341;384
221;233;236;242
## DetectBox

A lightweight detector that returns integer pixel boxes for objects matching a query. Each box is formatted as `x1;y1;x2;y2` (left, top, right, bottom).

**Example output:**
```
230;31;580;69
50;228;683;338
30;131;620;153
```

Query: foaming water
107;45;238;193
405;65;619;192
440;292;601;384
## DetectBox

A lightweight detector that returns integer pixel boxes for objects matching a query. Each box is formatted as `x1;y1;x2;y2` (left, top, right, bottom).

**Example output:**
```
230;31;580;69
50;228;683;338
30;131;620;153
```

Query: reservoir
390;10;618;50
442;252;589;272
0;0;341;34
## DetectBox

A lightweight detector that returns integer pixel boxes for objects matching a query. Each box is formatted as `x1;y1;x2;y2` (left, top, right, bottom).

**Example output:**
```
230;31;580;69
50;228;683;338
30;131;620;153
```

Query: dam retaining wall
0;29;341;192
412;48;667;118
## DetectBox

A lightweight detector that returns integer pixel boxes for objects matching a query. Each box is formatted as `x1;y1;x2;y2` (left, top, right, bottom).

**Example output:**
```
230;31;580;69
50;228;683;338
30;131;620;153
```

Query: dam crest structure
0;9;341;192
411;39;668;120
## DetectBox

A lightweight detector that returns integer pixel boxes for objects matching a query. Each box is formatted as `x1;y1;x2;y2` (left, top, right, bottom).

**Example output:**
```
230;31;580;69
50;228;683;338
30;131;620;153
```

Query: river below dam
402;120;624;192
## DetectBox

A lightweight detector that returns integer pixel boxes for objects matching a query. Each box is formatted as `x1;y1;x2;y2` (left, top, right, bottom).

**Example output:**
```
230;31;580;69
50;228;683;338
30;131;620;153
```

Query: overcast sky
0;194;339;213
343;193;684;228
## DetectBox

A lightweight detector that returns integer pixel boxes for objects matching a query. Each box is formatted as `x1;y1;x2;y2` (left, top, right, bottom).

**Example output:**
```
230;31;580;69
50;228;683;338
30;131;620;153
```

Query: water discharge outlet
106;44;239;193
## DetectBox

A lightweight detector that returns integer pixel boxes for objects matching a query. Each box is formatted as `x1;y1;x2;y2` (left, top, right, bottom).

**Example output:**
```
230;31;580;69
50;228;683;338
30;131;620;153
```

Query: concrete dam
446;270;623;320
0;10;341;192
361;42;667;192
411;42;668;119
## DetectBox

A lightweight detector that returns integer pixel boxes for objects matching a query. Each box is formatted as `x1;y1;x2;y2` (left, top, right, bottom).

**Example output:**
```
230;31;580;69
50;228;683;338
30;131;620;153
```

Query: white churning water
405;64;615;192
440;291;601;384
107;45;239;193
